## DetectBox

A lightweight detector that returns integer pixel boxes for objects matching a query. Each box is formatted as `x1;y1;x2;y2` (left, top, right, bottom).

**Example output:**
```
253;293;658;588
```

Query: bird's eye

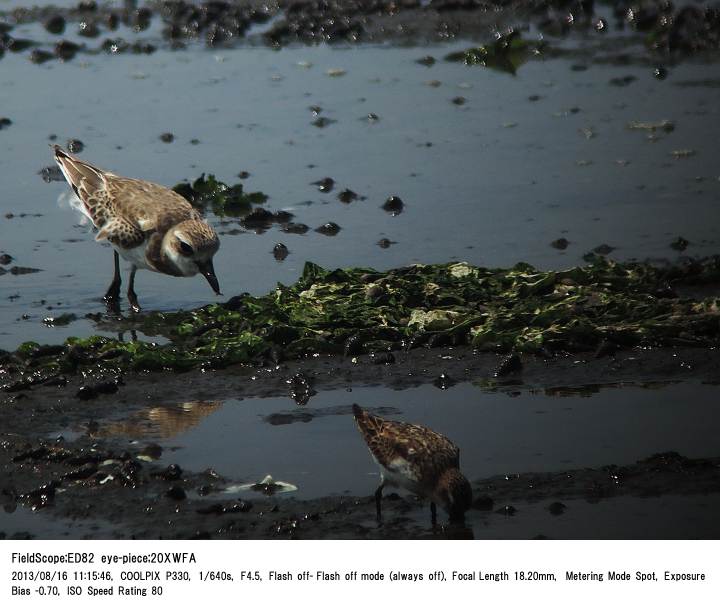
178;241;194;256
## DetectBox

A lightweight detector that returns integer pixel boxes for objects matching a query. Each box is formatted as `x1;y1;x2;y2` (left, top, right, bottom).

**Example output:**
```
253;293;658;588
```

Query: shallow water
1;35;720;349
71;380;720;500
1;10;719;539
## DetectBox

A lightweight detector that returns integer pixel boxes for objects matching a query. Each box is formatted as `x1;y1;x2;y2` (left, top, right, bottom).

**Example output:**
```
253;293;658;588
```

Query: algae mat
2;256;719;384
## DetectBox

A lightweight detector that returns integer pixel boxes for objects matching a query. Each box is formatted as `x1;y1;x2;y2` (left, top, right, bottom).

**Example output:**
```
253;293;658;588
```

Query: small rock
381;196;404;215
593;243;615;255
67;139;84;153
0;254;12;265
165;486;186;501
159;464;183;481
78;21;100;38
551;238;569;250
495;353;522;377
159;132;174;143
670;236;689;251
377;238;395;249
55;40;80;61
76;385;99;400
45;15;66;34
370;351;395;365
315;222;341;236
38;165;65;183
312;177;334;192
0;118;12;130
433;373;454;390
273;243;289;261
416;55;436;66
451;96;466;106
281;222;309;235
337;189;358;203
312;117;336;128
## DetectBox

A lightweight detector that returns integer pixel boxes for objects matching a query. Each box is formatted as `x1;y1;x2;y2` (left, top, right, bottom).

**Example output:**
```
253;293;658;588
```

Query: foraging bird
352;404;472;524
53;145;221;312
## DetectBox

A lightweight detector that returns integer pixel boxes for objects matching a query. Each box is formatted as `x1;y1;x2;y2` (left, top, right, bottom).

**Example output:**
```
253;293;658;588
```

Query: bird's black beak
198;260;221;295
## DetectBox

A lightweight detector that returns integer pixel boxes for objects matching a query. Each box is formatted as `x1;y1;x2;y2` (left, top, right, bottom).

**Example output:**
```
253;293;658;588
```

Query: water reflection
74;380;720;503
96;400;223;439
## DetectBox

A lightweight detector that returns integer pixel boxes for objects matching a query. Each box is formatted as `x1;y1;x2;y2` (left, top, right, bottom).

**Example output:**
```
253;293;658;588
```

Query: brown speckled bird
53;145;221;312
352;404;472;524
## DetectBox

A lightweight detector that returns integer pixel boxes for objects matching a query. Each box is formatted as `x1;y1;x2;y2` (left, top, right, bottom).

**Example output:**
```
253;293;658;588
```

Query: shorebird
352;404;472;524
53;145;221;312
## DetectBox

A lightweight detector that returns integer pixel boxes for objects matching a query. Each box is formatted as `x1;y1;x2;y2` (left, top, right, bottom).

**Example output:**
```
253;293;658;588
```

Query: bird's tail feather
53;145;106;197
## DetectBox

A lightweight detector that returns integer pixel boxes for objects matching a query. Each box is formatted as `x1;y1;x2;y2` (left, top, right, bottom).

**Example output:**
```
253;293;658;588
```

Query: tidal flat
1;0;720;539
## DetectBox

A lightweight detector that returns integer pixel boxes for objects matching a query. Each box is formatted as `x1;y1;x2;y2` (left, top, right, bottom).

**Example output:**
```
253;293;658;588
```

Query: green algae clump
173;174;268;217
2;257;720;382
445;30;544;75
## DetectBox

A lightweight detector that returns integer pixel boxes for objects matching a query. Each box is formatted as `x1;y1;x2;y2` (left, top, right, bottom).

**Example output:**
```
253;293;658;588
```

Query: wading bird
54;145;221;312
352;404;472;524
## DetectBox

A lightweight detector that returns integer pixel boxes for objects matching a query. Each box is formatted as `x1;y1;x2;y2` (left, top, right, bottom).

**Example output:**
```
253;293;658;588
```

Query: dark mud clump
273;243;289;261
312;177;334;193
315;222;341;236
39;165;64;182
381;196;404;215
66;139;84;153
338;189;358;203
1;0;718;67
671;236;690;251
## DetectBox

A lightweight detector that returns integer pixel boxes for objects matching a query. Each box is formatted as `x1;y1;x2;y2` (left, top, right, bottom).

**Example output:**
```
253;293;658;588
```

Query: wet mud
1;344;720;539
2;0;720;66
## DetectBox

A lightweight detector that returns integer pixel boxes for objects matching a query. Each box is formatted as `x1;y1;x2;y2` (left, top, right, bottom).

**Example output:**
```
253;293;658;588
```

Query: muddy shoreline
2;345;720;539
2;0;720;67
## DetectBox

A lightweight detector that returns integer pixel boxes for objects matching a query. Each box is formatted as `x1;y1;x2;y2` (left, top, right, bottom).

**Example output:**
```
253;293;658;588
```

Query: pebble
381;196;404;215
67;139;84;153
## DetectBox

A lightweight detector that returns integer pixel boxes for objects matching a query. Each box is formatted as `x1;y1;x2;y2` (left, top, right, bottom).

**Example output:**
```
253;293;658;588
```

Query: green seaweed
445;31;544;75
2;257;720;382
173;174;268;217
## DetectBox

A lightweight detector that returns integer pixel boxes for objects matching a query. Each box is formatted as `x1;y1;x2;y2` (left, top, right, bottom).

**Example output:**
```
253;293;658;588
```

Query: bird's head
164;219;221;294
435;468;473;522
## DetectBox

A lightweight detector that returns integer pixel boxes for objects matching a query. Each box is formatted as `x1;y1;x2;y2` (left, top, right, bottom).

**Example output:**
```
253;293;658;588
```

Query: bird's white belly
116;244;154;271
375;456;422;494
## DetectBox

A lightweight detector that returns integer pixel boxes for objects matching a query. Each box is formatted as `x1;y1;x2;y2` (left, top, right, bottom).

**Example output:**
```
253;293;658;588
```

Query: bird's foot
104;294;121;315
127;291;141;314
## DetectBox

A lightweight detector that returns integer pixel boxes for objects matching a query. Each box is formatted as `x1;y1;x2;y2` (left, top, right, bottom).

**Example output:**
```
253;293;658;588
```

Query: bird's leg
104;251;121;313
431;502;438;527
127;266;140;313
374;482;385;522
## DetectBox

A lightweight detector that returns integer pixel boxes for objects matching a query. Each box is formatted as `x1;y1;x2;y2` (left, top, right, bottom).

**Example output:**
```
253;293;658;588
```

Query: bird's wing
352;405;460;483
105;176;197;234
95;216;145;249
54;145;115;228
54;145;196;235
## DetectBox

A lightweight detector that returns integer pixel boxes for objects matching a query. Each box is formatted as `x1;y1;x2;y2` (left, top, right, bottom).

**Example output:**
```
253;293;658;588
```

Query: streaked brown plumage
53;145;221;312
352;404;472;523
